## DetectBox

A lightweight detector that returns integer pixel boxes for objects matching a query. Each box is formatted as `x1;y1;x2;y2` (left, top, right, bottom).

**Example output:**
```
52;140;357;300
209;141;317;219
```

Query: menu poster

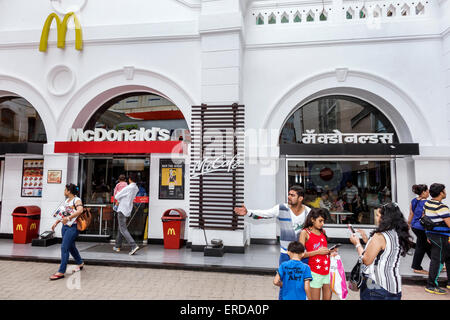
159;159;185;200
21;159;44;197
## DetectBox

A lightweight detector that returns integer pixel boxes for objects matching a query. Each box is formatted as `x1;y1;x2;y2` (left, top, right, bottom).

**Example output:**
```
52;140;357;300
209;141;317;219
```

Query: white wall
0;154;43;234
1;0;450;243
148;153;190;241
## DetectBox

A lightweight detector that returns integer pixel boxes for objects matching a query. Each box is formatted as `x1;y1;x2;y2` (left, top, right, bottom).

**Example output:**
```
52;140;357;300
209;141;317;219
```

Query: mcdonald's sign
167;228;176;236
16;224;24;231
30;223;37;231
39;12;83;52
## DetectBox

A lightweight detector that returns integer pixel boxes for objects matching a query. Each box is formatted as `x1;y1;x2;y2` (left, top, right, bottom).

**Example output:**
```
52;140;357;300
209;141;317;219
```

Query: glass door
79;156;149;243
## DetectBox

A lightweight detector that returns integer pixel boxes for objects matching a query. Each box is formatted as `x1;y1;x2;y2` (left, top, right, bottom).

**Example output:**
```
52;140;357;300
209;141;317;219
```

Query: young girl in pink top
113;174;127;211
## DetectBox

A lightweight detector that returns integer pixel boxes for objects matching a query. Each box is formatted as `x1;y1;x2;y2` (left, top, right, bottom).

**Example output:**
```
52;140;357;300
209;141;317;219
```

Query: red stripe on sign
54;141;186;154
126;110;185;120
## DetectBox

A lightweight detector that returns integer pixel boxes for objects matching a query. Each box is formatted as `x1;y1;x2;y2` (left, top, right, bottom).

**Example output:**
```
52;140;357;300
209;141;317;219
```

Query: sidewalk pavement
0;239;446;286
0;260;448;300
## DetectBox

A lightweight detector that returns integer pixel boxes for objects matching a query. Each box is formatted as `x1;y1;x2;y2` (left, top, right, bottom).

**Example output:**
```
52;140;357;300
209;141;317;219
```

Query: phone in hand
348;224;356;234
329;243;341;251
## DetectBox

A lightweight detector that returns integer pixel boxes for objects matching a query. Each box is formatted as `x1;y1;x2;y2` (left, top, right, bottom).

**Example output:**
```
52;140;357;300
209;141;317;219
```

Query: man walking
423;183;450;295
234;185;311;265
113;172;140;255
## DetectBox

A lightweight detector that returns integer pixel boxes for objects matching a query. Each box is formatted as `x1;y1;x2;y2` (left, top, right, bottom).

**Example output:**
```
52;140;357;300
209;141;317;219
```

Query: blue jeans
58;224;83;273
360;277;402;300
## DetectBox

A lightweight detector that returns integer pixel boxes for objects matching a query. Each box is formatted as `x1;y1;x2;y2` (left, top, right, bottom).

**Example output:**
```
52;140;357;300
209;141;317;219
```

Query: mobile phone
329;244;341;251
348;224;356;234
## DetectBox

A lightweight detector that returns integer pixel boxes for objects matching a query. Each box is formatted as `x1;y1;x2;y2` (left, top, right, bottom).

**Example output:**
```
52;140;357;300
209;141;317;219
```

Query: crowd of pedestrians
236;183;449;300
49;178;449;301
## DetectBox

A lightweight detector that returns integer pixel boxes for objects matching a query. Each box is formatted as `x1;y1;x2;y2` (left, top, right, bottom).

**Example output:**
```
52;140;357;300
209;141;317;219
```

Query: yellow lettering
167;228;176;236
39;12;82;52
30;223;36;230
16;224;23;231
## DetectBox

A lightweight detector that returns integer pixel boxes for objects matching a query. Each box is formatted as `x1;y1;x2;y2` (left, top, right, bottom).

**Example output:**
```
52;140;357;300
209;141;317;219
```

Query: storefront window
288;160;392;225
0;97;47;143
84;92;189;141
280;95;397;145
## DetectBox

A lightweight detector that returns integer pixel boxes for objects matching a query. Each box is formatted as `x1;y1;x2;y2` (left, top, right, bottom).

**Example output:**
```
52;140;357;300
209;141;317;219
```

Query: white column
191;0;248;249
200;0;243;105
40;143;71;237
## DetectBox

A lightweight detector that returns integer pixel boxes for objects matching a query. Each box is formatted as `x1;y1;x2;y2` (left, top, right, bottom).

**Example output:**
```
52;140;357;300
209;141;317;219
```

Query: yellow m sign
30;223;37;231
39;12;83;52
167;228;176;236
16;224;23;231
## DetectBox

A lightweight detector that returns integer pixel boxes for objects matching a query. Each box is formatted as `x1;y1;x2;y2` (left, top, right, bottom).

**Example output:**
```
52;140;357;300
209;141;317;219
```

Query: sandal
49;273;65;280
413;269;428;275
73;263;85;273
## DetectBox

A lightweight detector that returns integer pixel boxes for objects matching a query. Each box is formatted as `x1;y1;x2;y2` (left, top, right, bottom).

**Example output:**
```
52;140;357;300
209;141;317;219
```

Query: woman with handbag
49;183;85;280
349;203;412;300
408;184;431;275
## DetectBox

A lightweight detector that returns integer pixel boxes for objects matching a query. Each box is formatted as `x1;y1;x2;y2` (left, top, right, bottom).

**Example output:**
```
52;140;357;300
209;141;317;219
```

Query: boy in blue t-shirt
274;241;312;300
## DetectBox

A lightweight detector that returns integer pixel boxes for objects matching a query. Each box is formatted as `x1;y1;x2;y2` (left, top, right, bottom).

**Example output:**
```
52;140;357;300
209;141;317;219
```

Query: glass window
84;93;189;141
288;160;392;225
0;97;47;143
280;95;397;145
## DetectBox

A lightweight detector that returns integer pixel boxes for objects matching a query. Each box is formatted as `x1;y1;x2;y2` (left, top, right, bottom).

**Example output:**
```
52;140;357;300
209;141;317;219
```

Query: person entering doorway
113;172;140;255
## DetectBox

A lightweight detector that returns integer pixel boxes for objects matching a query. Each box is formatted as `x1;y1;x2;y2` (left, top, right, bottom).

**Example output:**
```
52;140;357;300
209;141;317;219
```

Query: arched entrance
279;94;418;229
75;92;190;243
0;95;48;231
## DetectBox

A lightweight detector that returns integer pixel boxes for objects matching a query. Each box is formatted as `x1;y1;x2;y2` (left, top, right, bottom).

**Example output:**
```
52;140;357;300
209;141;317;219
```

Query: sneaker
129;246;139;256
112;246;121;252
425;286;447;295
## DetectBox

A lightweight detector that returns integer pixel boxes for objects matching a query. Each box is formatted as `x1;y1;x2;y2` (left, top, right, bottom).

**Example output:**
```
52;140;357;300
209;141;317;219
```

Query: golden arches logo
167;228;176;236
16;224;23;231
30;223;37;231
39;12;83;52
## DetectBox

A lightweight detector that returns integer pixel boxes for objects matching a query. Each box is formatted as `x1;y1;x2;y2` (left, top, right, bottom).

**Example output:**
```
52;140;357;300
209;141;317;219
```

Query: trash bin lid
12;206;41;217
161;208;186;221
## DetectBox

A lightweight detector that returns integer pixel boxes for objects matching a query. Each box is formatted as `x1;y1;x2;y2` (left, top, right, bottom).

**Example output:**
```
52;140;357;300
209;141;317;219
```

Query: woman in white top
49;183;85;280
350;203;412;300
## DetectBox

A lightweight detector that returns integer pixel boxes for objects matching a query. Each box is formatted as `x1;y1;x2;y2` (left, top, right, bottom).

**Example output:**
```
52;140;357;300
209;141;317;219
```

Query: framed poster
21;159;44;197
159;159;185;200
47;170;62;184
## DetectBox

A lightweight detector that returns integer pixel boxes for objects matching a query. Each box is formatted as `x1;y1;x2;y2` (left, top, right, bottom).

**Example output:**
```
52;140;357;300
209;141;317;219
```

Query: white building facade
0;0;449;251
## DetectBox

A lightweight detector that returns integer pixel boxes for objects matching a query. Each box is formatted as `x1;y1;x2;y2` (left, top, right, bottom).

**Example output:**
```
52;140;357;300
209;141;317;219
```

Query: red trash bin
161;208;186;249
12;206;41;244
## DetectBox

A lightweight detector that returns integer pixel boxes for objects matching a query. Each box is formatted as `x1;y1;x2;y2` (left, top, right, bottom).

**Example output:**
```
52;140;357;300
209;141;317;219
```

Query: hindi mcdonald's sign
39;12;82;52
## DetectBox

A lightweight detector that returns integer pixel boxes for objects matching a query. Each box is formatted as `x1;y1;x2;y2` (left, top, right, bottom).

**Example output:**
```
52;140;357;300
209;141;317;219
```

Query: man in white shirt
113;173;140;255
234;186;311;265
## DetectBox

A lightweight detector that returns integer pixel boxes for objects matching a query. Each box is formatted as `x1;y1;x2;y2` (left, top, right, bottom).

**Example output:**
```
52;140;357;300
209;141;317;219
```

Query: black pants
426;232;449;288
411;228;431;270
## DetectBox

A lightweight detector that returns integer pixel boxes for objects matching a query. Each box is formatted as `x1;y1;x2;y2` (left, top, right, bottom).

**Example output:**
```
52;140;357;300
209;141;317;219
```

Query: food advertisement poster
47;170;62;184
21;159;44;197
159;159;184;200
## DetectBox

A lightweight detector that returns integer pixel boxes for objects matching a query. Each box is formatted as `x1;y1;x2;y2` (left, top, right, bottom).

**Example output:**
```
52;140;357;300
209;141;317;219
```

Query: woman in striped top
350;203;412;300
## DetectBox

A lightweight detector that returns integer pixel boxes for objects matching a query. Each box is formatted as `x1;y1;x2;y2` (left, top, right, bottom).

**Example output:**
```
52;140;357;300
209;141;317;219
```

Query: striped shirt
247;204;311;254
361;230;402;294
423;200;450;236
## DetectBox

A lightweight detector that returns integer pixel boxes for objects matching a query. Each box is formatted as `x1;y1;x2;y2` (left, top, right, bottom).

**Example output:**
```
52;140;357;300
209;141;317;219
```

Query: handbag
348;257;364;291
76;207;92;232
419;214;436;231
